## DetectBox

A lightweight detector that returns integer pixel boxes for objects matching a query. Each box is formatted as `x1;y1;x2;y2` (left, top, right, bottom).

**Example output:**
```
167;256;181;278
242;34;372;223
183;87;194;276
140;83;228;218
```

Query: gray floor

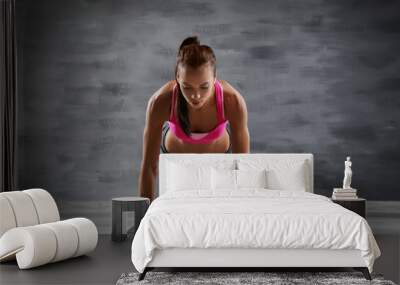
0;235;134;285
1;234;399;285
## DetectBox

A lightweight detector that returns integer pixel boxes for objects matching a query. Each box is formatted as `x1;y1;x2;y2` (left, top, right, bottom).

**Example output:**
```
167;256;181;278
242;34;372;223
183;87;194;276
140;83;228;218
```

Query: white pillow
166;158;236;171
237;159;307;191
165;158;236;192
167;162;212;191
212;168;237;190
211;168;268;190
236;169;267;188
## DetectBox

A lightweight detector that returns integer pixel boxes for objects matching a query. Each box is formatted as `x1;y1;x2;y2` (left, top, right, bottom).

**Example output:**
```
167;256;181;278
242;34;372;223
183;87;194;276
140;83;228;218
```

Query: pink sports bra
167;80;228;144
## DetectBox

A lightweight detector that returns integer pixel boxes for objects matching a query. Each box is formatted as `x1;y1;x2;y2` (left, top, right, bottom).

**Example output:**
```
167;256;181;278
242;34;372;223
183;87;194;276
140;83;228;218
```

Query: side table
112;197;150;242
331;198;366;218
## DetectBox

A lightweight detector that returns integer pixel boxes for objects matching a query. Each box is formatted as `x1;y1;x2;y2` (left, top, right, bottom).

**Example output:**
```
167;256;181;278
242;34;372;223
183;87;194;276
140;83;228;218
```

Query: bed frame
138;153;371;281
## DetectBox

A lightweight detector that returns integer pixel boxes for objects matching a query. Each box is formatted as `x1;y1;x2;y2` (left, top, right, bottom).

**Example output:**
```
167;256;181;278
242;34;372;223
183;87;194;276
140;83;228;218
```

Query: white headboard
158;153;314;196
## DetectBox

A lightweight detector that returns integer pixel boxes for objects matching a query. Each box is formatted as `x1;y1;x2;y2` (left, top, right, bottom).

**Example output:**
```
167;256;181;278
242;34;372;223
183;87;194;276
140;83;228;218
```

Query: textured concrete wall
16;0;400;209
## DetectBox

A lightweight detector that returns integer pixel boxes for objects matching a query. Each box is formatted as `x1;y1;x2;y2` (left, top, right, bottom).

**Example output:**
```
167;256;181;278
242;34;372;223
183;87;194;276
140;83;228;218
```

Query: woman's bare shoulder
219;79;247;120
147;80;176;122
151;80;175;101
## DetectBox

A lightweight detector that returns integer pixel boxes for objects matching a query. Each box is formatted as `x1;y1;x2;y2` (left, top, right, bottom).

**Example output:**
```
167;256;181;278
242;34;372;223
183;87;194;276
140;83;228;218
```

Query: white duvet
131;189;381;273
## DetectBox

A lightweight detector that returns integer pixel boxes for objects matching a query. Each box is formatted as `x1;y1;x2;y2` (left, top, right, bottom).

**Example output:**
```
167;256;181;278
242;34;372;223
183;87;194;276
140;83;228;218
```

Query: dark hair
174;36;217;136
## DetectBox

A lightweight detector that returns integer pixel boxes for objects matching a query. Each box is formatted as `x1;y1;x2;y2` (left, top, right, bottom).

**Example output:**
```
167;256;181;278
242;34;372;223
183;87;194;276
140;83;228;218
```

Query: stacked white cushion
23;188;60;223
0;189;98;269
1;191;40;227
63;218;98;257
0;225;57;267
0;189;59;231
0;196;17;237
237;158;309;192
42;221;79;262
0;218;97;269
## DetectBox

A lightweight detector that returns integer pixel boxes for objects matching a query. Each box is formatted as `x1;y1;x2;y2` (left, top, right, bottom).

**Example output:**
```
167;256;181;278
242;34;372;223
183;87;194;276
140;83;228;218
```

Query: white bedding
131;189;381;273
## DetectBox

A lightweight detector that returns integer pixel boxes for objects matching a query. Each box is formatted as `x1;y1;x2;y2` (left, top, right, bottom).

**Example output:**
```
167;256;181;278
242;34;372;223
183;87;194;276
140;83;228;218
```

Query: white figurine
342;156;353;189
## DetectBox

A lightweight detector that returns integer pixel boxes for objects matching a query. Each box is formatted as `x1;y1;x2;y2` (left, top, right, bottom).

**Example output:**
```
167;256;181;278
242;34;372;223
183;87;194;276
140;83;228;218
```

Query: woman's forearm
138;167;155;202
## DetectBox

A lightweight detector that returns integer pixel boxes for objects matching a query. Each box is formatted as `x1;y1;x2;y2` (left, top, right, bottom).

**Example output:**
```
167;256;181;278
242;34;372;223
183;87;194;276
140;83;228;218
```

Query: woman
139;36;250;201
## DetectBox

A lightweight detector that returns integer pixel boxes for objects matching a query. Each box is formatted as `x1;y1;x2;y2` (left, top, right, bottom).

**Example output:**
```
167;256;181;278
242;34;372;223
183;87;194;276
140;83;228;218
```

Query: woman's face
176;63;216;110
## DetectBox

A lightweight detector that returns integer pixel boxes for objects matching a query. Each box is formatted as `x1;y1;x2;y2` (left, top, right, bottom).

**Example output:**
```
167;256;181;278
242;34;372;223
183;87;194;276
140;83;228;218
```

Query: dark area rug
116;271;397;285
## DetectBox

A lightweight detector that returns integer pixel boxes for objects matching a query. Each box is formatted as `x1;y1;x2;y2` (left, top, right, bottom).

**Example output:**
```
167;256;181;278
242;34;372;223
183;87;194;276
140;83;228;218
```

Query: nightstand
112;197;150;242
331;198;366;218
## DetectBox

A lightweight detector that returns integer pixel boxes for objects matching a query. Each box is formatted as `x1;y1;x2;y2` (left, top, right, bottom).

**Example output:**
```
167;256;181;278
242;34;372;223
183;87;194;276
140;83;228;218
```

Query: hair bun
178;36;200;51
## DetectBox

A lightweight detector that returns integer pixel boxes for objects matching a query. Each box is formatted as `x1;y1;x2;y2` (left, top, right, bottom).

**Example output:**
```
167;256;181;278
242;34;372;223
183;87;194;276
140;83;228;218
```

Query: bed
131;153;381;281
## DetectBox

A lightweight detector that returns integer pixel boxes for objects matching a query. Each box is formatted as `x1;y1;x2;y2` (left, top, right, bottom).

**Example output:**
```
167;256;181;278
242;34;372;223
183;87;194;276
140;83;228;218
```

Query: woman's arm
139;85;171;201
221;80;250;153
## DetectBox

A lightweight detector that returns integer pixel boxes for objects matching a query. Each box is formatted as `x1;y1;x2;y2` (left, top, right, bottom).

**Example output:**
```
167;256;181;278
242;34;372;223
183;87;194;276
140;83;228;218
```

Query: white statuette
342;156;353;189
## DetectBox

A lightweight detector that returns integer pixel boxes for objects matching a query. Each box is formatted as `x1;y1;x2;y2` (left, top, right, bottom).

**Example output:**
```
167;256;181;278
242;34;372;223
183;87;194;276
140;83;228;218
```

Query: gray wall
16;0;400;218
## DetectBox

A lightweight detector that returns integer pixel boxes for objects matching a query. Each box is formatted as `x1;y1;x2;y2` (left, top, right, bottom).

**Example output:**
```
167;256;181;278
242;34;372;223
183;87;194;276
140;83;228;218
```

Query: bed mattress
131;189;381;273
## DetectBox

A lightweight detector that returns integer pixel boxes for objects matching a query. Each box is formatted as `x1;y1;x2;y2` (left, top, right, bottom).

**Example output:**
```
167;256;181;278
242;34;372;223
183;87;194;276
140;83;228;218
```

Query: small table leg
112;198;150;242
112;201;123;241
128;200;150;238
136;201;149;233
